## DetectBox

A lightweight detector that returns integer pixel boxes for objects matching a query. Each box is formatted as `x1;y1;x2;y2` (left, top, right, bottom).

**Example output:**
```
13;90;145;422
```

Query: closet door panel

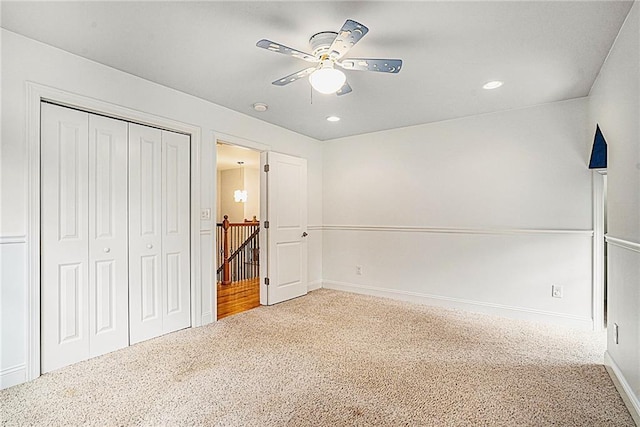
129;123;163;344
41;103;90;373
162;131;191;333
88;114;129;357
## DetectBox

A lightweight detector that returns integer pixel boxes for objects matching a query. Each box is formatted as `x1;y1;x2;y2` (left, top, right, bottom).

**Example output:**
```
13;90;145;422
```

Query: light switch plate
200;208;211;220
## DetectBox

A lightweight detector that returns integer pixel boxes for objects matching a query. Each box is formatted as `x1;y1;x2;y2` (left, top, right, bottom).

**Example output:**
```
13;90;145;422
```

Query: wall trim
0;364;26;390
214;131;271;153
606;236;640;253
604;351;640;425
323;280;593;329
199;230;214;324
25;81;204;384
212;131;271;308
308;280;323;291
307;225;322;231
592;171;606;332
0;235;27;244
320;224;593;236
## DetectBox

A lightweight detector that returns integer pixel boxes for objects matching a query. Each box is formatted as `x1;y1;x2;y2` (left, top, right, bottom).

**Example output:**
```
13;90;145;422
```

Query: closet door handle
103;247;110;253
147;244;153;249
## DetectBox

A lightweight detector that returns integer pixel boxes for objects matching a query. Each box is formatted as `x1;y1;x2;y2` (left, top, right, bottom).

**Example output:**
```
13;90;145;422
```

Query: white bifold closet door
41;104;191;372
41;104;129;373
128;123;190;345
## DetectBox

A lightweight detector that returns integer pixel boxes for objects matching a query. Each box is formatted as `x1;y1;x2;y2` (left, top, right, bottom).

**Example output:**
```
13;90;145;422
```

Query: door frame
212;132;270;310
592;170;607;331
25;82;203;381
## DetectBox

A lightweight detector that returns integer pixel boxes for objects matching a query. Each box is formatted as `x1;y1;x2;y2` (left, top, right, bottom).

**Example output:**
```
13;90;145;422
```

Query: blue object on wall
589;124;607;169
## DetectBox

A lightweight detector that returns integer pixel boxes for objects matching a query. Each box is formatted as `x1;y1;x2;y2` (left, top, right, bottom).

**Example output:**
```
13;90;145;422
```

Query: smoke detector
253;102;268;112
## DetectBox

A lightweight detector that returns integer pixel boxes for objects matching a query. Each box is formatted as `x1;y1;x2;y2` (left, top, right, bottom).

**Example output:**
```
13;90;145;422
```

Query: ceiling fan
256;19;402;96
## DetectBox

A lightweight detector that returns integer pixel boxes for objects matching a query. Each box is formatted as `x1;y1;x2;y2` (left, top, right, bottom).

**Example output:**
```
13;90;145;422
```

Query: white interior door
161;130;191;333
87;114;129;357
128;123;163;344
129;125;191;344
41;103;91;372
262;152;308;305
42;104;191;368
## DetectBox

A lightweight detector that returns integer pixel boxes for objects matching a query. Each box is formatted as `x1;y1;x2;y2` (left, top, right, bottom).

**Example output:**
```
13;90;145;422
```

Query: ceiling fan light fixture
309;62;346;94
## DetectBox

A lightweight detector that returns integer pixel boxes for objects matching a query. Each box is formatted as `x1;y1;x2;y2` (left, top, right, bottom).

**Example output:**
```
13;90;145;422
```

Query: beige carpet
1;289;634;426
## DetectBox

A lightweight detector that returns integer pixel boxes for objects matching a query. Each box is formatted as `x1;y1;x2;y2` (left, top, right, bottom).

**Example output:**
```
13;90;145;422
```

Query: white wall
217;167;259;222
244;167;260;221
589;1;640;418
0;30;323;388
219;168;246;223
323;98;594;327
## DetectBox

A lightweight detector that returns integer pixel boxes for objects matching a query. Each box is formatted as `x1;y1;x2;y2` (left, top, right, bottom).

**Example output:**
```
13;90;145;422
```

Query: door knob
147;244;153;249
302;232;308;237
103;247;110;253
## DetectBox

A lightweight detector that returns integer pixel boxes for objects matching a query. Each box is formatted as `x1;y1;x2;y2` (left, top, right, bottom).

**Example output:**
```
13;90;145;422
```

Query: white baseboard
308;280;323;292
604;351;640;425
201;312;214;325
1;364;26;390
322;280;593;329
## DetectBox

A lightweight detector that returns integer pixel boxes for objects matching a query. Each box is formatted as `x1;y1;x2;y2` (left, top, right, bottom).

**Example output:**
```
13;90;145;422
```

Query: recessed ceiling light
326;116;341;122
253;102;268;112
483;81;503;90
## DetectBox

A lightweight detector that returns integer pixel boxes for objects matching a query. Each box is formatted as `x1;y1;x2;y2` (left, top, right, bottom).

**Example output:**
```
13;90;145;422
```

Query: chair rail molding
0;235;27;244
320;224;593;236
606;235;640;253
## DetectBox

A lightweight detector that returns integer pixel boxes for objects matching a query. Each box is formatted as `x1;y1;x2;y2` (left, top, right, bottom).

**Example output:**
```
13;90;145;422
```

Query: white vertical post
592;170;606;331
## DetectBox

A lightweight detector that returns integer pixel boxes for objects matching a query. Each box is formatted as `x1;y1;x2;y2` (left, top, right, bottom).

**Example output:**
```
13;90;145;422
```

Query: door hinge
264;220;269;229
264;277;270;286
264;164;270;172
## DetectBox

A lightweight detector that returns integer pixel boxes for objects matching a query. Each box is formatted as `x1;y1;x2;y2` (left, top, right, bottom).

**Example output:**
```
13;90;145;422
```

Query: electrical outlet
200;208;211;220
552;285;563;298
356;265;362;275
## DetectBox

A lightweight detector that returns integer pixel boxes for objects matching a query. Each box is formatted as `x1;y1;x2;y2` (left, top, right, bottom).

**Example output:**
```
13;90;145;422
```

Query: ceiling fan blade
336;81;352;96
272;67;317;86
328;19;369;60
338;58;403;73
257;39;319;63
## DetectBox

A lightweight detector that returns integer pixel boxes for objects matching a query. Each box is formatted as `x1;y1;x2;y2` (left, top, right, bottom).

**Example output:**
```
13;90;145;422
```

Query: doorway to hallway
216;142;261;319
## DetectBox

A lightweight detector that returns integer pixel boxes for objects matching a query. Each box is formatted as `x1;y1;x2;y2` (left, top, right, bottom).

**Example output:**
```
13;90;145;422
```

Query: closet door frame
25;83;206;381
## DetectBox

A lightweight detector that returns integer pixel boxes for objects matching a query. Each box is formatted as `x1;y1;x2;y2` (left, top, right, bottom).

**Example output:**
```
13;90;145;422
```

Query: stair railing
216;215;260;285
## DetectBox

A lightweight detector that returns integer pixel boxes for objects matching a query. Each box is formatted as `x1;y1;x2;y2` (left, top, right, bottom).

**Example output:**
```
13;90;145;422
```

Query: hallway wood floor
217;277;260;320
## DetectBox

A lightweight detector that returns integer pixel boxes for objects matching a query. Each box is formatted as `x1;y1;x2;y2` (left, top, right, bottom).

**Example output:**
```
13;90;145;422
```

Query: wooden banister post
222;215;231;285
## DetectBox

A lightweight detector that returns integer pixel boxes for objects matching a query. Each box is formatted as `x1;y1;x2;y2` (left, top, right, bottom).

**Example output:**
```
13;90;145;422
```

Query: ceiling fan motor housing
309;31;338;58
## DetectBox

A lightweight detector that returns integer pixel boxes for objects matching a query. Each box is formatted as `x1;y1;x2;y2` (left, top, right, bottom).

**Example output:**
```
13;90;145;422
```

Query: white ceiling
1;1;633;141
